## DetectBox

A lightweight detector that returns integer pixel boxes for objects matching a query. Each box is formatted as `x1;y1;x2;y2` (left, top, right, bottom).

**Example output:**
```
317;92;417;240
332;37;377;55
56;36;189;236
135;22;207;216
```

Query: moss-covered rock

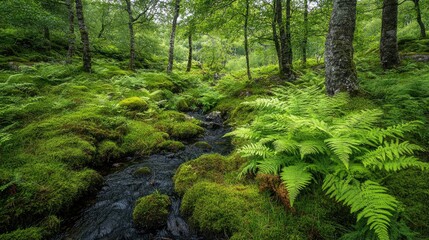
158;140;185;153
193;141;212;150
133;192;171;230
120;120;167;156
174;154;227;195
169;122;204;140
181;182;263;234
97;140;121;163
0;227;44;240
118;97;149;111
133;167;151;176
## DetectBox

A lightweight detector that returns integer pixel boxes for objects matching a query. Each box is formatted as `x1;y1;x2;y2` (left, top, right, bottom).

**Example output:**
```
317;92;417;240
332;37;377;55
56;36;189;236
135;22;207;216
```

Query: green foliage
120;120;167;156
158;140;185;153
133;192;171;229
228;86;428;240
0;227;43;240
133;167;152;176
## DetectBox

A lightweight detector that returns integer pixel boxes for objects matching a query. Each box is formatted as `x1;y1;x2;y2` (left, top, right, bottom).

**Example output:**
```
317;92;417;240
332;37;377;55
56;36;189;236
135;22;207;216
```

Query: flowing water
54;112;231;240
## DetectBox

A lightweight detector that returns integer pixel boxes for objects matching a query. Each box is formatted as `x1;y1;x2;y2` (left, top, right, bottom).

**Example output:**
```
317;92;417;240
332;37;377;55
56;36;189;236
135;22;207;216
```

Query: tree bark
66;0;75;64
275;0;292;79
302;0;308;65
186;31;193;72
75;0;91;72
244;0;252;80
272;0;282;72
285;0;293;69
380;0;400;69
124;0;136;71
325;0;358;96
167;0;181;73
413;0;426;38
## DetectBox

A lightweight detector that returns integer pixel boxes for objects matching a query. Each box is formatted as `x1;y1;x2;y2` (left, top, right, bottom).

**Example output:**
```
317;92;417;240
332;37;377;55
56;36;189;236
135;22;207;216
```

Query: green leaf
280;164;313;207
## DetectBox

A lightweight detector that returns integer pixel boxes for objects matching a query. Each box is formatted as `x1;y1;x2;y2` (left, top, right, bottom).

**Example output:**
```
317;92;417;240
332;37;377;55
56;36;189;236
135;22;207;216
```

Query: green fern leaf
325;137;361;169
280;164;313;207
238;143;273;159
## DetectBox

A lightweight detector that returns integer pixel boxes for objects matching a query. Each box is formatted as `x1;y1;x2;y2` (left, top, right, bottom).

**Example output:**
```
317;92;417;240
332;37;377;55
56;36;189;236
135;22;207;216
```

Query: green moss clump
133;167;151;176
169;122;204;140
181;182;263;234
98;140;121;163
158;140;185;153
118;97;149;111
0;227;44;240
120;120;167;156
193;141;212;150
133;192;171;230
174;154;227;195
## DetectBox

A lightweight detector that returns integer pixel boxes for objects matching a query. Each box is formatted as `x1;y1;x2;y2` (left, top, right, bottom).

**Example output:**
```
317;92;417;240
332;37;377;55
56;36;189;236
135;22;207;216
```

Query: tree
66;0;75;64
412;0;426;38
301;0;308;65
167;0;181;73
75;0;92;72
274;0;293;80
324;0;358;96
380;0;400;70
244;0;252;80
124;0;137;70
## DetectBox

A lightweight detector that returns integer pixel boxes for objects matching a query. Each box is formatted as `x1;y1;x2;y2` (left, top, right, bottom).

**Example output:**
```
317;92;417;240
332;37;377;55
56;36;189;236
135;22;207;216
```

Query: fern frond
299;140;328;159
238;143;273;159
242;98;286;112
238;159;258;178
273;139;300;155
225;127;261;140
323;176;397;240
257;156;296;175
364;121;422;145
280;164;313;207
360;141;424;170
325;137;362;169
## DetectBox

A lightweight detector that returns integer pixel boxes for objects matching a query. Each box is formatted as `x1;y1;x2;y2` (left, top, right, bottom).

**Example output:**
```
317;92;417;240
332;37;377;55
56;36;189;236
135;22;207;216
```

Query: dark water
54;112;231;240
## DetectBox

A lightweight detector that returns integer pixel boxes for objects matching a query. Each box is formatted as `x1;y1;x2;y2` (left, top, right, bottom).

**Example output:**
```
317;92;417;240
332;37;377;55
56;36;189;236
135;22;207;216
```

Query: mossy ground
0;59;215;238
132;192;171;230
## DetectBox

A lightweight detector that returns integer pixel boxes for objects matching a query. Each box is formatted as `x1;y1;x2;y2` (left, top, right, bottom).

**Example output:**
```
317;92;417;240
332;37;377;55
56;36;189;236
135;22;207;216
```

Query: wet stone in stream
54;113;231;240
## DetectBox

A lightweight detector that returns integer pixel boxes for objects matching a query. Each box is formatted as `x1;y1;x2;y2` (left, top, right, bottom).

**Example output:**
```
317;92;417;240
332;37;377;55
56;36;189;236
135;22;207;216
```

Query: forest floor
1;40;429;240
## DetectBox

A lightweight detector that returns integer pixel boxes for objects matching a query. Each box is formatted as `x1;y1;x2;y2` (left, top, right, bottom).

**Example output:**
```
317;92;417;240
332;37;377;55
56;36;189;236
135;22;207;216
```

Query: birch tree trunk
75;0;91;73
167;0;181;73
124;0;136;71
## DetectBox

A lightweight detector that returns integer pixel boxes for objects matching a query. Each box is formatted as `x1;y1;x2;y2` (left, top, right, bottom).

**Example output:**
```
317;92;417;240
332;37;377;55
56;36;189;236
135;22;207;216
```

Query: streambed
54;112;231;240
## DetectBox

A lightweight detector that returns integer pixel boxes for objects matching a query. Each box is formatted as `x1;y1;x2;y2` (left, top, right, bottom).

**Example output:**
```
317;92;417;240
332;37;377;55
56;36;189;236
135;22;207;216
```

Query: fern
280;164;313;206
323;175;398;240
229;86;427;240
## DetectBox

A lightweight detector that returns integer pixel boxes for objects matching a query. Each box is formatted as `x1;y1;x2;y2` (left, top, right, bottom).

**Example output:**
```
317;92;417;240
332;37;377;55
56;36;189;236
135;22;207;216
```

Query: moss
0;227;44;240
40;135;96;168
97;140;121;163
385;169;429;237
180;182;264;235
158;140;185;153
118;97;149;111
193;141;212;150
174;154;227;195
133;167;151;176
169;122;204;140
120;120;167;156
133;192;171;230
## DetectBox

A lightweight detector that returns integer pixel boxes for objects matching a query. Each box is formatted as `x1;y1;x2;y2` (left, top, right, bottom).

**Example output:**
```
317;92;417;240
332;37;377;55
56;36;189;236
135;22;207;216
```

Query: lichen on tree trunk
324;0;358;96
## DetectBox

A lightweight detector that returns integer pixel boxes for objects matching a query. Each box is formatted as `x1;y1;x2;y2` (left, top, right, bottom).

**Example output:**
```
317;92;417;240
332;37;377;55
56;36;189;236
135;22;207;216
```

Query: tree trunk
275;0;292;79
380;0;400;69
66;0;75;64
285;0;293;69
325;0;358;96
244;0;252;80
186;31;193;72
272;0;282;72
75;0;91;73
125;0;136;71
413;0;426;38
167;0;181;73
302;0;308;65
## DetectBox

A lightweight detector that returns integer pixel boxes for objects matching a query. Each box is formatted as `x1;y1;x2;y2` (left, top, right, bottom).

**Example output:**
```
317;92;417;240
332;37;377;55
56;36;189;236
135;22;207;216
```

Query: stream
54;112;231;240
